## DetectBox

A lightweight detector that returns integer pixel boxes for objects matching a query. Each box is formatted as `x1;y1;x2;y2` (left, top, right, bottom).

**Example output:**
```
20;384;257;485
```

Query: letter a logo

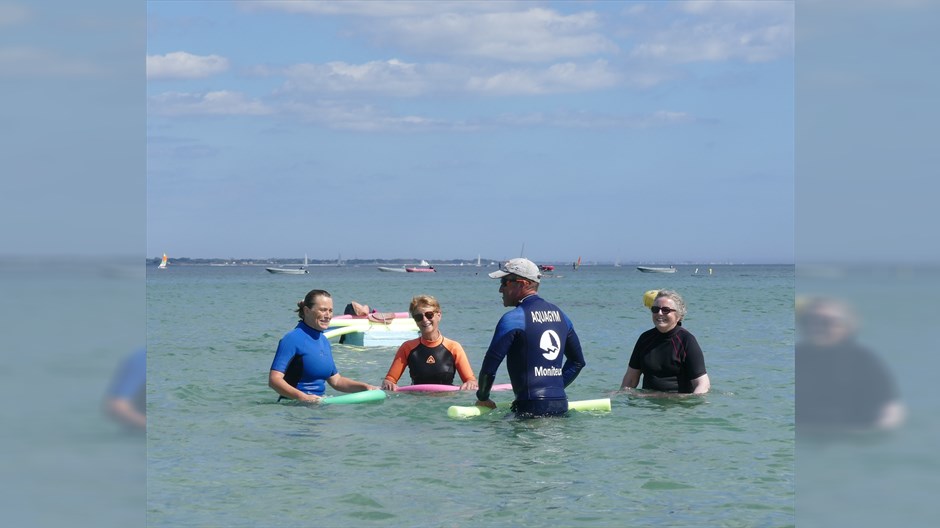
539;330;561;361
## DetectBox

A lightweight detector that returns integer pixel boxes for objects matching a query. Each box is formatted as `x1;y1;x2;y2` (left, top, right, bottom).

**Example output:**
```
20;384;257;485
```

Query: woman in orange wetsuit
381;295;478;391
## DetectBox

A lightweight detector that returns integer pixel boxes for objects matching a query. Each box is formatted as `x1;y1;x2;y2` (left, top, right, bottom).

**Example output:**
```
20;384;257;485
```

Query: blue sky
146;1;794;263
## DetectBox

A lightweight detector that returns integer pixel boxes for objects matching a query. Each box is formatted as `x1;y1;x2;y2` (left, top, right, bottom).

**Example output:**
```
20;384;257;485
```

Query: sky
146;0;795;264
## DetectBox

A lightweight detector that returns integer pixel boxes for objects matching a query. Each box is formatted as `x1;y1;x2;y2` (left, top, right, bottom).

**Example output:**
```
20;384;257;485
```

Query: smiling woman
267;289;378;402
620;289;711;395
381;294;478;392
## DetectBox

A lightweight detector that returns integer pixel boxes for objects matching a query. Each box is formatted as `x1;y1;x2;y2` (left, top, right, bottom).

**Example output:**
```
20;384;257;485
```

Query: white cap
488;258;541;283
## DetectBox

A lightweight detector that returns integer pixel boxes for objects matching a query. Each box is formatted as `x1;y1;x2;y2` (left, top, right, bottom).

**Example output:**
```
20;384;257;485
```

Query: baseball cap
488;258;541;283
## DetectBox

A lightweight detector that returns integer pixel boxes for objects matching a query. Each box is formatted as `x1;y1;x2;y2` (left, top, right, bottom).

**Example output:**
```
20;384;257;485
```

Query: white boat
636;266;677;274
377;266;407;272
158;253;168;269
266;254;309;275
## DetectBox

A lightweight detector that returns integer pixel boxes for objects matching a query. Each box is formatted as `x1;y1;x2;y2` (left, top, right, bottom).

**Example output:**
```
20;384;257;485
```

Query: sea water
147;264;794;527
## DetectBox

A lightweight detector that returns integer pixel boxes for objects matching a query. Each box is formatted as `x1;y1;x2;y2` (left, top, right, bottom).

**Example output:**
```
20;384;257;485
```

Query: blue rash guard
476;295;586;416
270;321;338;396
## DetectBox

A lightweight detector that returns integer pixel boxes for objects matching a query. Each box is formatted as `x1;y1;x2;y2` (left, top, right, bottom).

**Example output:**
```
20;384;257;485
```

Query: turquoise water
147;264;794;527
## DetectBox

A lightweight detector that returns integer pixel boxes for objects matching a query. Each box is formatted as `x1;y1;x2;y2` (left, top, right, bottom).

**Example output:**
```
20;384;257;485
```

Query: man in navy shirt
475;258;586;417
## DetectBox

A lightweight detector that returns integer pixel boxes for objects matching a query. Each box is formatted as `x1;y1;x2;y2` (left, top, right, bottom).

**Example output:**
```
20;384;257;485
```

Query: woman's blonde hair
409;294;441;315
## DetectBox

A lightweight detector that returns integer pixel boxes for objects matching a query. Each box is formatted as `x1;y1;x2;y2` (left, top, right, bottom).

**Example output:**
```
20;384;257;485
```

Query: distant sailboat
158;253;168;269
476;254;482;267
573;256;582;271
266;254;309;275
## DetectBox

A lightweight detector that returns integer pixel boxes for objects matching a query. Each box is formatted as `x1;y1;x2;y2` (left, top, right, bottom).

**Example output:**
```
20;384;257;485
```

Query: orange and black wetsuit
384;336;476;386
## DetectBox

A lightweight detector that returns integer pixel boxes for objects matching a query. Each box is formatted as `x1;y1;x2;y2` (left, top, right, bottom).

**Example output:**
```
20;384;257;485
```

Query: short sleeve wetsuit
476;295;586;416
628;326;707;393
270;321;338;397
383;336;476;386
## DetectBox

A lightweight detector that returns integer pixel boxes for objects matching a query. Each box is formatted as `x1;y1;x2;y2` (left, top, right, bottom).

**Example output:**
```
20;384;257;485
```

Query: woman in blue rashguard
268;289;377;402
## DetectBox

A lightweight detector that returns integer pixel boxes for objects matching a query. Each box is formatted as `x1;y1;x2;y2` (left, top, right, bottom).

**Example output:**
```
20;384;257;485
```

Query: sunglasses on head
412;311;437;321
650;306;677;315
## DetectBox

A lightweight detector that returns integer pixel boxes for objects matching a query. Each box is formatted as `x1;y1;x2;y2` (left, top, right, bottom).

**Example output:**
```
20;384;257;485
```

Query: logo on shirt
425;356;436;364
539;330;560;361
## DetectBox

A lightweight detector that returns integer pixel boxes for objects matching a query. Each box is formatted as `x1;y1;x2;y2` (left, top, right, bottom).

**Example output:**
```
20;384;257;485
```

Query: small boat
406;266;435;273
158;253;168;269
406;259;435;272
377;266;407;273
538;264;555;272
266;254;309;275
636;266;677;274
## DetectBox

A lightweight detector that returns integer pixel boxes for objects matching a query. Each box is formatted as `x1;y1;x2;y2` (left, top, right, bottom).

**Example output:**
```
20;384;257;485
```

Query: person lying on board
381;295;477;391
344;300;374;316
342;300;397;324
269;289;378;402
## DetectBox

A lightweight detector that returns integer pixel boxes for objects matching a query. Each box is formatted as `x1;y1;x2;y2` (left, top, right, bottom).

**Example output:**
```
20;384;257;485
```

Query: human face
304;296;334;331
499;275;526;307
651;298;680;333
412;305;440;337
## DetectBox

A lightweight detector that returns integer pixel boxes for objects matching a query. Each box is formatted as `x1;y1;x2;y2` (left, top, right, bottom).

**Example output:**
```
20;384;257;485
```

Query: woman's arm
327;373;378;393
269;370;321;402
690;373;710;394
620;367;641;390
382;344;410;391
451;341;478;390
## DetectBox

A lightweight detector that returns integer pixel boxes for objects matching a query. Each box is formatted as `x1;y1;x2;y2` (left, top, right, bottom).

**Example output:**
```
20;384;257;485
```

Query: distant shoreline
149;257;791;267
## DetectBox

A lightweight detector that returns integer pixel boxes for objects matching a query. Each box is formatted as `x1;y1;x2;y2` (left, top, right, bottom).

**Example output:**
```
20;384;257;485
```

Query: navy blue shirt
478;295;586;406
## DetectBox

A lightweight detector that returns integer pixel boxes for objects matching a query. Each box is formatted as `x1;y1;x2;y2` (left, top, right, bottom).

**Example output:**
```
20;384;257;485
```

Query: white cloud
147;51;229;80
149;91;272;116
678;0;790;16
282;100;459;132
272;57;622;97
628;1;793;64
495;109;700;129
379;8;619;62
240;0;516;17
278;59;434;96
467;60;620;95
242;3;616;62
632;21;793;63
